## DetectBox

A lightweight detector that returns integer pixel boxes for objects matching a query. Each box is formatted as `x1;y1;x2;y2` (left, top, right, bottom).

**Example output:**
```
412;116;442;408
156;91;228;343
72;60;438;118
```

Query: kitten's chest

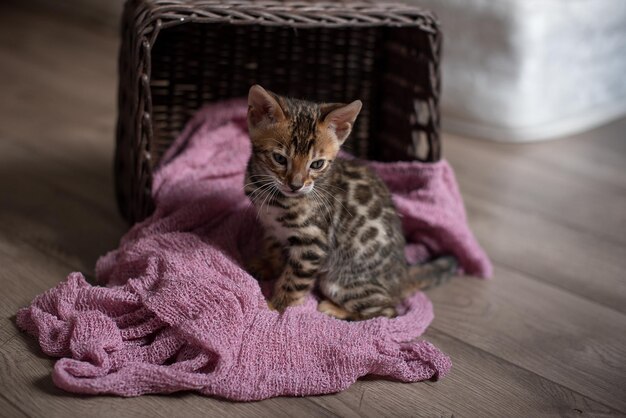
258;199;327;245
260;205;292;244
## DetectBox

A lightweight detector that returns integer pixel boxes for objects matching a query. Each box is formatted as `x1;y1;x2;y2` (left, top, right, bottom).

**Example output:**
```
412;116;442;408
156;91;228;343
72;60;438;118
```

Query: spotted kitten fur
244;85;457;320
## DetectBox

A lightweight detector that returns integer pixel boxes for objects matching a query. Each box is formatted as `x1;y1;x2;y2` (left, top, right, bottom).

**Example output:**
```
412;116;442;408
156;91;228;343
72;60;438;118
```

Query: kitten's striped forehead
277;97;322;155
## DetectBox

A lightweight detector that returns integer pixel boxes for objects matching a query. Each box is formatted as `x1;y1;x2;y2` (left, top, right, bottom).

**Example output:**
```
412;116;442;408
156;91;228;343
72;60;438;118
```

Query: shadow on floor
0;154;128;277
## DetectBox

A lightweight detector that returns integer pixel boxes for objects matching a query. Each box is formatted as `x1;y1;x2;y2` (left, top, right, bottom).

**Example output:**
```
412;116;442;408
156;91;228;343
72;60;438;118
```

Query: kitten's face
247;85;361;197
248;108;341;197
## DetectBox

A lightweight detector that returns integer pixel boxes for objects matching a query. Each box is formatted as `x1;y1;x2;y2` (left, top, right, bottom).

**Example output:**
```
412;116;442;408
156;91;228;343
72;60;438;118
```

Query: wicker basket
115;0;443;224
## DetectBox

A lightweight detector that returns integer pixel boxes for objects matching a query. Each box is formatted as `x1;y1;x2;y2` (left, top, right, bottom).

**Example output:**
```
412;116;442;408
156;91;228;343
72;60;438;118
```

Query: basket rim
131;0;440;32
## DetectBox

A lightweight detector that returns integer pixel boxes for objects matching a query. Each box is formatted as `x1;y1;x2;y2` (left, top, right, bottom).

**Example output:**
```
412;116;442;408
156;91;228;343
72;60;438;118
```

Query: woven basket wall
115;0;443;224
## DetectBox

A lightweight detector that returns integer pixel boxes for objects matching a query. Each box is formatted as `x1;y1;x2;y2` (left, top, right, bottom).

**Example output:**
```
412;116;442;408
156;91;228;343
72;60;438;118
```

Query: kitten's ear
322;100;362;144
248;84;286;128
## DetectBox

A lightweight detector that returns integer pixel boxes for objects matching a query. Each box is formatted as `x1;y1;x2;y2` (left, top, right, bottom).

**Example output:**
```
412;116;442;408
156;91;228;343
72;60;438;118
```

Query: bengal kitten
244;85;457;320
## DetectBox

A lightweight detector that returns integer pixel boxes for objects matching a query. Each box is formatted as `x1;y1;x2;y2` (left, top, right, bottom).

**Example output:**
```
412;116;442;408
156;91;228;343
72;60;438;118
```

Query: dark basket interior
115;1;442;224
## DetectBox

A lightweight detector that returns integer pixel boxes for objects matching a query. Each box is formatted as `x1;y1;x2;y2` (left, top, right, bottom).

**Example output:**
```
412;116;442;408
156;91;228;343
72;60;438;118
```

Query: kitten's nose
289;182;303;192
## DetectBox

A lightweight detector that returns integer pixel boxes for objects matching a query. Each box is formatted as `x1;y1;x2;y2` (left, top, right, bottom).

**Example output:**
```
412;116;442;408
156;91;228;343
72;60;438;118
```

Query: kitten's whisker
309;190;323;223
266;187;278;215
266;188;279;214
250;188;270;221
248;174;276;180
245;182;272;195
318;185;353;219
259;184;276;217
242;180;272;190
244;174;276;186
321;183;347;193
249;185;272;204
242;178;272;187
260;187;272;215
246;180;273;186
247;183;275;203
311;189;332;225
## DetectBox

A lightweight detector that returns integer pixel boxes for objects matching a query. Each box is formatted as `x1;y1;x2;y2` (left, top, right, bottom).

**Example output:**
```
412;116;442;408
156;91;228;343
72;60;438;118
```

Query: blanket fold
16;99;491;400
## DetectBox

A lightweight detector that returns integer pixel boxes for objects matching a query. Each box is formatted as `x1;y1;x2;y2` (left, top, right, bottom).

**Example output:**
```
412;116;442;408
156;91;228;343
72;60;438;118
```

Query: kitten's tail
402;255;458;297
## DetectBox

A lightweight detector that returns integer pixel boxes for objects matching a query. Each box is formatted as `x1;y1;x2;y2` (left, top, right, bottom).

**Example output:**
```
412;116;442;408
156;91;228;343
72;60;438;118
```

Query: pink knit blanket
16;100;491;400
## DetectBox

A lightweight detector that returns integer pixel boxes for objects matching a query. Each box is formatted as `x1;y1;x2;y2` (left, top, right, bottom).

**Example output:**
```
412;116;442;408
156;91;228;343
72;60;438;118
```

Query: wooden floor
1;4;625;417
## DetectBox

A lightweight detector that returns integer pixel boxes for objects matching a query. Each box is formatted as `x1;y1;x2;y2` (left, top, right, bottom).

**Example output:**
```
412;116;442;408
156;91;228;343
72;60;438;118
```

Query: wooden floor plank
519;118;626;192
462;193;626;315
427;268;626;411
0;394;30;418
444;133;626;245
308;328;620;418
443;126;626;314
0;181;123;279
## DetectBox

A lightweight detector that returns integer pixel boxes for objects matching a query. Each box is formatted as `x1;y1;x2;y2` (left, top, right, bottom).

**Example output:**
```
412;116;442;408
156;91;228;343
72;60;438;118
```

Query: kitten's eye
310;159;325;170
273;153;287;165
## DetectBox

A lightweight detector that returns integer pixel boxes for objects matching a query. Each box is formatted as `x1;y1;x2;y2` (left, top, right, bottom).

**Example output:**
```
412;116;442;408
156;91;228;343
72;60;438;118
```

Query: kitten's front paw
268;295;305;313
317;300;352;320
267;296;287;313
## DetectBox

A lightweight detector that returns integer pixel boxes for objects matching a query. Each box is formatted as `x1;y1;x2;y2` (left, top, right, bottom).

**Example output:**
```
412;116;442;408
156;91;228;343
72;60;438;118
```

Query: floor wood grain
1;3;625;417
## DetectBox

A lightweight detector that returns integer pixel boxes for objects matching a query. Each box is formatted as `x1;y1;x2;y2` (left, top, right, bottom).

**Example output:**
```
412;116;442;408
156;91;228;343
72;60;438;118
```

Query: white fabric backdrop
406;0;626;141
